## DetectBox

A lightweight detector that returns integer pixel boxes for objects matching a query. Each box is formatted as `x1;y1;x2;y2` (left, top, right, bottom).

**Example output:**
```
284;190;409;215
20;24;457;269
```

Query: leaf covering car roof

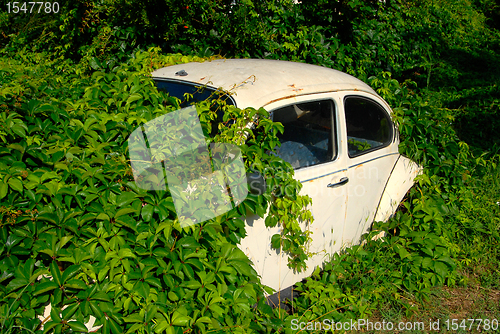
151;59;379;109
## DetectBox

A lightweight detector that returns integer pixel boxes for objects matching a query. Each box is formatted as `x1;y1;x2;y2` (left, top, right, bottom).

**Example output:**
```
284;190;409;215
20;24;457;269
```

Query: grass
362;271;500;333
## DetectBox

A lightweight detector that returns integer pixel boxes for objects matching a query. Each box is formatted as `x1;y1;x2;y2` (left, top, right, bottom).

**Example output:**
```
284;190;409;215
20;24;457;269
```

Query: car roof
151;59;379;109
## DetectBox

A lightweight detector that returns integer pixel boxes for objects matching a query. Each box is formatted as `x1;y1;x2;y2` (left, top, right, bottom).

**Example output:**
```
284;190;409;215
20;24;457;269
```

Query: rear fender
374;155;422;222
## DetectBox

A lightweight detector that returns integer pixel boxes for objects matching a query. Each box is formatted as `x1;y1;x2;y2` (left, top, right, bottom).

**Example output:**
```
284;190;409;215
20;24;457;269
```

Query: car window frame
269;97;339;171
343;94;394;159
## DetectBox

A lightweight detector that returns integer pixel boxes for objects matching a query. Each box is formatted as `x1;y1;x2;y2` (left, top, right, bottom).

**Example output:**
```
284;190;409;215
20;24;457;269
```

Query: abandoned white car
148;59;421;295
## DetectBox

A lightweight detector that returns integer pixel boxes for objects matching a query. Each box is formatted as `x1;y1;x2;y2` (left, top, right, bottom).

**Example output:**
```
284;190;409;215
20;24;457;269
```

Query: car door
239;94;349;291
272;97;349;257
338;93;400;246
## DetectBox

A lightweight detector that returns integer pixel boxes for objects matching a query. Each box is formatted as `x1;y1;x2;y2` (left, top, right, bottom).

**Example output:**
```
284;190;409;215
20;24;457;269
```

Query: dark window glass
272;100;336;169
344;97;392;157
154;79;236;108
155;79;236;136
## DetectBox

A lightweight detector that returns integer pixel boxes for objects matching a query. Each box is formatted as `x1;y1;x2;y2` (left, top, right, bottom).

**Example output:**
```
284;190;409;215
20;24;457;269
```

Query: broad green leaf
437;256;455;268
90;301;104;319
183;280;202;289
40;171;61;183
182;264;195;280
209;304;224;317
0;271;14;284
145;277;162;289
160;197;176;212
185;258;203;271
146;304;157;323
122;258;131;273
271;234;281;249
50;261;62;286
58;235;73;249
11;124;27;137
141;204;154;222
96;213;110;221
154;320;170;333
8;177;23;192
0;181;7;199
171;312;191;327
50;306;62;322
123;313;143;323
68;320;88;332
43;321;60;334
102;318;110;334
109;318;122;334
34;281;59;295
6;277;28;291
168;291;179;301
98;267;110;282
92;291;112;302
116;192;137;207
178;236;198;249
127;323;144;333
134;281;149;299
115;207;137;218
195;316;212;324
396;245;411;259
421;257;432;268
65;279;87;290
229;260;256;278
126;93;142;104
433;261;449;278
62;303;80;320
226;247;248;262
118;248;136;259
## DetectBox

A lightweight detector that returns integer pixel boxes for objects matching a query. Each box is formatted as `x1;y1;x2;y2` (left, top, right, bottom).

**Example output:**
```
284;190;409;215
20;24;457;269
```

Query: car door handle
327;177;349;188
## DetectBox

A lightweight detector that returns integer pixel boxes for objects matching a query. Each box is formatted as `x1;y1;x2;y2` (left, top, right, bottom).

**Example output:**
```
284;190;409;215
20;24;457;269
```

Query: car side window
271;100;336;169
344;96;392;157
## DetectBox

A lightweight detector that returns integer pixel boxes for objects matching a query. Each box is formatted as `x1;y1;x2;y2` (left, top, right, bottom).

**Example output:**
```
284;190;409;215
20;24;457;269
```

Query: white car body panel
240;158;349;291
374;155;423;222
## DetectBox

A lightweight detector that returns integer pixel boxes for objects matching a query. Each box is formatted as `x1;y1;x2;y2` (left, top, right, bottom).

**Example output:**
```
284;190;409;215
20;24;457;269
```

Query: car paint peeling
287;84;304;92
266;95;300;105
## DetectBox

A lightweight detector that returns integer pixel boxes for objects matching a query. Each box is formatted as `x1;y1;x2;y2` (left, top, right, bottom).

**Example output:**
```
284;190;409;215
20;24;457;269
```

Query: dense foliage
0;49;318;333
1;0;500;333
